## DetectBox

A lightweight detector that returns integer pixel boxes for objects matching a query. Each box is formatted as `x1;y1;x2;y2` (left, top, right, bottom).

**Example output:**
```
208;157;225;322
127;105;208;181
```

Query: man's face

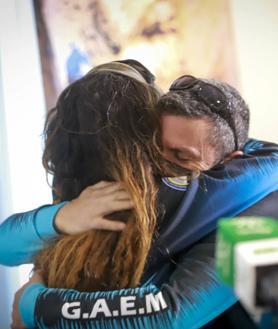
160;114;218;171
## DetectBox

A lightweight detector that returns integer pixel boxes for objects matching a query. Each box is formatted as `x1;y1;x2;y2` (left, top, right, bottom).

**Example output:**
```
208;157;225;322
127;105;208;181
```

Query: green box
216;217;278;286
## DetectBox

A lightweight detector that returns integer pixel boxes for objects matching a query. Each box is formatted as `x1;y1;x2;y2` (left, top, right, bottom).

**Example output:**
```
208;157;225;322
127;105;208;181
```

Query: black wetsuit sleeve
19;233;237;329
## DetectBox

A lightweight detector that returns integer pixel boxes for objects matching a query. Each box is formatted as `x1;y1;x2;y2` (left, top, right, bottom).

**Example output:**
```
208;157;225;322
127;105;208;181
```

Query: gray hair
157;78;250;161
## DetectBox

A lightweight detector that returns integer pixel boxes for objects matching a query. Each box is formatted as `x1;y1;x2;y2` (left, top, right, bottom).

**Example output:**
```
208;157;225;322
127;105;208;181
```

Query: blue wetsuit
0;139;278;328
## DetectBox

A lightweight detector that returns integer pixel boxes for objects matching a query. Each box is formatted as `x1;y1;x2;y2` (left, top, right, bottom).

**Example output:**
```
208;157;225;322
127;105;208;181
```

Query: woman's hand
54;181;133;235
11;271;43;329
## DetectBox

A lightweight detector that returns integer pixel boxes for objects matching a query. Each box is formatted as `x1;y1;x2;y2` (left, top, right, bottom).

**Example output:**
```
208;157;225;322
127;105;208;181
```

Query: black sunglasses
169;75;238;150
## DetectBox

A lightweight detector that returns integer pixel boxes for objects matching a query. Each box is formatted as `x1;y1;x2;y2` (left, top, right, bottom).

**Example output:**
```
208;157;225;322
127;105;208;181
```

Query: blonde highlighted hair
35;61;176;291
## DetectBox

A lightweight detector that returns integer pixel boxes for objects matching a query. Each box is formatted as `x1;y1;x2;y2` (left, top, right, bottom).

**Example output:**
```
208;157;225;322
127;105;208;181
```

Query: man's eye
173;151;189;162
177;157;189;162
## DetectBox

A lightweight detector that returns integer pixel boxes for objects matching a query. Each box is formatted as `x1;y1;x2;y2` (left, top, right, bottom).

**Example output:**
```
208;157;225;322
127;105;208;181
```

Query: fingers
96;218;126;231
96;182;126;196
111;190;131;201
86;181;126;196
88;181;115;190
103;199;134;215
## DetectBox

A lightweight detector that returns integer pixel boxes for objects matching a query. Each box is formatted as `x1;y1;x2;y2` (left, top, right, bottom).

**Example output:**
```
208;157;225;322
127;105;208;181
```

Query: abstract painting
34;0;238;109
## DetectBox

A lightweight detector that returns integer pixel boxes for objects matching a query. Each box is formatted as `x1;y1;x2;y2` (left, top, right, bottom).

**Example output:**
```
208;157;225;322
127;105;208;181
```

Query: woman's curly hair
35;61;176;291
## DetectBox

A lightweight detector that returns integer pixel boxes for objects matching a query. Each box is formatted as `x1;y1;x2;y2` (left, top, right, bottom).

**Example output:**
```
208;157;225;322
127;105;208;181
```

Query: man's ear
223;150;244;163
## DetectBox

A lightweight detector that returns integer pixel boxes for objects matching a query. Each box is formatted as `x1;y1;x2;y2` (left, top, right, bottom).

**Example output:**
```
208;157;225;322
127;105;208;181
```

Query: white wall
0;46;17;329
231;0;278;142
0;0;52;326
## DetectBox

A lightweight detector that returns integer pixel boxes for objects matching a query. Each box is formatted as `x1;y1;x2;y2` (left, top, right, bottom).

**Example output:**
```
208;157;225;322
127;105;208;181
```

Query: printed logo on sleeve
61;292;168;320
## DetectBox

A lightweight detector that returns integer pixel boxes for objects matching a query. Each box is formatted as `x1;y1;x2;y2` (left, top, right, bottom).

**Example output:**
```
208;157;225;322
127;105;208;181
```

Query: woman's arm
10;192;278;328
18;233;237;329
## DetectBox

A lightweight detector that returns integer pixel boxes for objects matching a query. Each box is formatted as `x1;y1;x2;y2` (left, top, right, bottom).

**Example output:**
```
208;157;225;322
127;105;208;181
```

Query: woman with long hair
35;60;181;292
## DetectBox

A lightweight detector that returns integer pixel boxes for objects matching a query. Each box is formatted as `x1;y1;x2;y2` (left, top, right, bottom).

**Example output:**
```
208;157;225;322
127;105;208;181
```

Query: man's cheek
161;149;174;163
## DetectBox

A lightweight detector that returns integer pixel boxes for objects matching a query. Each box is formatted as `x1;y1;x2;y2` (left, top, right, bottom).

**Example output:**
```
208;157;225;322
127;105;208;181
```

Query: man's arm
0;203;64;265
12;189;278;328
0;182;130;266
18;183;278;329
1;155;277;267
18;233;237;329
4;139;278;327
156;139;278;258
1;139;277;266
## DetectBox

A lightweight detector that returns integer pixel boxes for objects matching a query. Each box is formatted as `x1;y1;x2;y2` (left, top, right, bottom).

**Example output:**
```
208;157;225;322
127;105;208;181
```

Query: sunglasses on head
169;75;239;150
